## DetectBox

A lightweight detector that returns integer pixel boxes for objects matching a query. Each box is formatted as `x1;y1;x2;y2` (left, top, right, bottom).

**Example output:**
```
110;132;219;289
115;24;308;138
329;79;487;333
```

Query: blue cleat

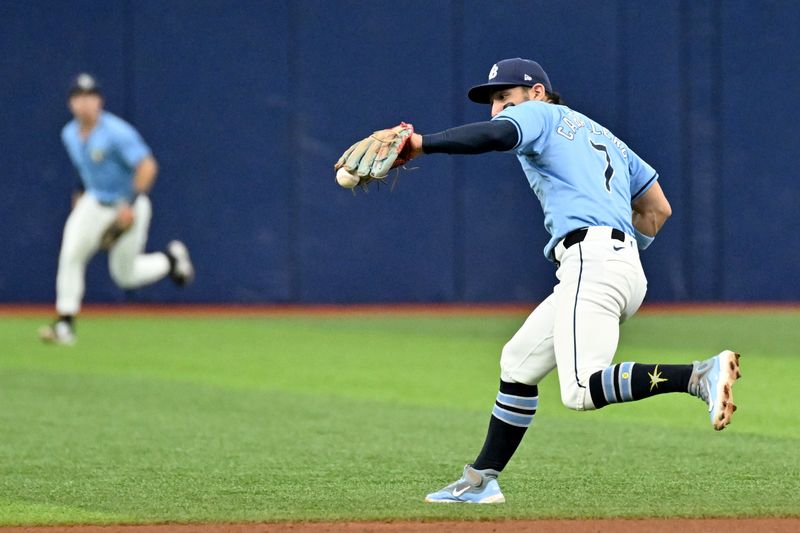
688;350;741;431
425;465;505;504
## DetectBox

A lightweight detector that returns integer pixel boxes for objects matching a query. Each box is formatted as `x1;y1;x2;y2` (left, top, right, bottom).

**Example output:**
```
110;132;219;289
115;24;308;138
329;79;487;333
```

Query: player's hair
546;91;563;105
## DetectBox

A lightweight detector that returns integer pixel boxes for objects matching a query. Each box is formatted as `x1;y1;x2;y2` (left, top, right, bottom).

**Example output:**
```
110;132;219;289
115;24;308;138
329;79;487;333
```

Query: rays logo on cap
488;64;498;80
76;73;96;91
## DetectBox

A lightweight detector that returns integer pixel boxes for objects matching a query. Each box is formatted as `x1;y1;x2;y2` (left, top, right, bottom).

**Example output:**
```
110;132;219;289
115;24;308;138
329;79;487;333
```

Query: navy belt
562;227;626;250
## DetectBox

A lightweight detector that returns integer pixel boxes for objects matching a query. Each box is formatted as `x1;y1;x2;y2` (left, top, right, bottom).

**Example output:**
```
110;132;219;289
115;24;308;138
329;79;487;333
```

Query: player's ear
530;83;547;101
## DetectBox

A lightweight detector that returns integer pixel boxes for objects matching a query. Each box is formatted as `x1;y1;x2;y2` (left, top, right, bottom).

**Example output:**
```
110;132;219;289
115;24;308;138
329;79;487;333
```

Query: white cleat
167;240;194;286
688;350;741;431
38;320;76;346
425;465;505;504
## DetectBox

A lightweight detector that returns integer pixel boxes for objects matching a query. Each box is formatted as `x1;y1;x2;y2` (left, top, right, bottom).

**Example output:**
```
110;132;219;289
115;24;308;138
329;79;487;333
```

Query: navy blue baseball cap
468;58;552;104
68;73;102;97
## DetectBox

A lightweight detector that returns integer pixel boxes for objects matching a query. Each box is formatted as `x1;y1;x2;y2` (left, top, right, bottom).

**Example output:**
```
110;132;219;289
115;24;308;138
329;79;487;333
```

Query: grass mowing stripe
0;500;118;526
1;368;797;523
1;312;799;523
3;315;793;437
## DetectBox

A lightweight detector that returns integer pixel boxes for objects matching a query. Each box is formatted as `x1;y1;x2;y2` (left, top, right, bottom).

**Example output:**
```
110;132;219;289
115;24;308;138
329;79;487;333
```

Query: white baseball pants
499;226;648;411
55;194;170;315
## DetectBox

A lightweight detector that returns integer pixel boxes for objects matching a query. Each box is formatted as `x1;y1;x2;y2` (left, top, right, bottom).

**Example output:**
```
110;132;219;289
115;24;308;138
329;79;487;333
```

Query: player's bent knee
109;267;136;289
499;340;555;385
499;341;517;367
499;341;527;382
560;393;581;411
112;277;138;290
560;385;596;412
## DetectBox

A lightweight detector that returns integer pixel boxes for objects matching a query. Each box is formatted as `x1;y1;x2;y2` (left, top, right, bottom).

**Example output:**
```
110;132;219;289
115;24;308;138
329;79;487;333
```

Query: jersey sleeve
113;122;152;168
422;120;518;154
627;146;659;201
490;101;552;153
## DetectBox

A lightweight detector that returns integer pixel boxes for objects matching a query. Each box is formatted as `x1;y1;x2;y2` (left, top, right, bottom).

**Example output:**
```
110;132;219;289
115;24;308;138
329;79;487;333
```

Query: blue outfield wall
1;0;798;304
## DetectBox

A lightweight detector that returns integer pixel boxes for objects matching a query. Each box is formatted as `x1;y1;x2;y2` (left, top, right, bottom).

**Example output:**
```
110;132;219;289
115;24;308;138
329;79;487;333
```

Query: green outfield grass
1;309;799;525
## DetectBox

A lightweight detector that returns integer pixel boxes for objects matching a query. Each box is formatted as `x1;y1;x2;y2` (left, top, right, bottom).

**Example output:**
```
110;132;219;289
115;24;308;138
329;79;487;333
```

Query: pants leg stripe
572;243;586;389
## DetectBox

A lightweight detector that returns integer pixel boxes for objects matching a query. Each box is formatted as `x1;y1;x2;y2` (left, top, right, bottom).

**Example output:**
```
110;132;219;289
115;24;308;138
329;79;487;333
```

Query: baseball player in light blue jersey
336;58;741;504
39;73;194;345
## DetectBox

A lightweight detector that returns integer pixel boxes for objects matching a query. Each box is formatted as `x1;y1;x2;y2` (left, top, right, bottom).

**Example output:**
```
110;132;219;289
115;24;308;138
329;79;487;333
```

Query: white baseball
336;167;360;189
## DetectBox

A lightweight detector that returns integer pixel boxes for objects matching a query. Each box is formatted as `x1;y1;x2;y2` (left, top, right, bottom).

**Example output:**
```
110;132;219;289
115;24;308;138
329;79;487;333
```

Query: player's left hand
335;123;417;186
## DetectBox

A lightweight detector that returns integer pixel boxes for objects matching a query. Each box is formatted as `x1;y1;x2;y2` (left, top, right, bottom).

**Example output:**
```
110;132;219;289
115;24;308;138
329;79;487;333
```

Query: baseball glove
99;220;130;250
334;122;415;189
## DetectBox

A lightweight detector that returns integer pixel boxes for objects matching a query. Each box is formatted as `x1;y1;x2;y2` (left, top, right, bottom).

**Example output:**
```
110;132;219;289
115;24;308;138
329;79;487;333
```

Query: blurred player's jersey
61;111;151;204
493;101;658;260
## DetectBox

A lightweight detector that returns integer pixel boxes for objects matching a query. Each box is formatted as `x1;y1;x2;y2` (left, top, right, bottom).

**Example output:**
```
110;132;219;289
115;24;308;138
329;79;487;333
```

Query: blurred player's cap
468;58;552;104
68;73;102;97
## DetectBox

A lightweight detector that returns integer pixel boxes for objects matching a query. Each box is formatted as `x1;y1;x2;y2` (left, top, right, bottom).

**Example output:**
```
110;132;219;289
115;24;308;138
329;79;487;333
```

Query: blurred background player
39;73;194;345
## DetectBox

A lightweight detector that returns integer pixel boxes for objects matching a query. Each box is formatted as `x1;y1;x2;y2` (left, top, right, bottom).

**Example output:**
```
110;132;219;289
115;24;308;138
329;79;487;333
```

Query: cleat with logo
424;465;505;504
38;320;76;346
688;350;741;431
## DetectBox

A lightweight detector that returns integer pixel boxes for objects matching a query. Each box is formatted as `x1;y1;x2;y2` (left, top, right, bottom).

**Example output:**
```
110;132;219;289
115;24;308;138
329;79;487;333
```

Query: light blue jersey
61;111;151;204
493;101;658;260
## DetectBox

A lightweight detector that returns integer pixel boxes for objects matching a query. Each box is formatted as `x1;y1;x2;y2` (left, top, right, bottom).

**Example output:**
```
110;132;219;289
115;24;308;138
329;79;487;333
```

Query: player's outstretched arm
334;121;518;190
421;120;518;155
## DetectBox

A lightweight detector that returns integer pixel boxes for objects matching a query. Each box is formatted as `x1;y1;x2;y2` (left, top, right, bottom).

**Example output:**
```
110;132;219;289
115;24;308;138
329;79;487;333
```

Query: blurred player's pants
499;226;647;411
56;194;170;315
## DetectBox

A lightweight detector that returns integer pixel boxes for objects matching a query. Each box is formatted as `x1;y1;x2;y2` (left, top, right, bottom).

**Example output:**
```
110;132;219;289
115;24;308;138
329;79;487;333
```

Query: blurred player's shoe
166;240;194;287
688;350;741;431
425;464;505;503
38;320;76;346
